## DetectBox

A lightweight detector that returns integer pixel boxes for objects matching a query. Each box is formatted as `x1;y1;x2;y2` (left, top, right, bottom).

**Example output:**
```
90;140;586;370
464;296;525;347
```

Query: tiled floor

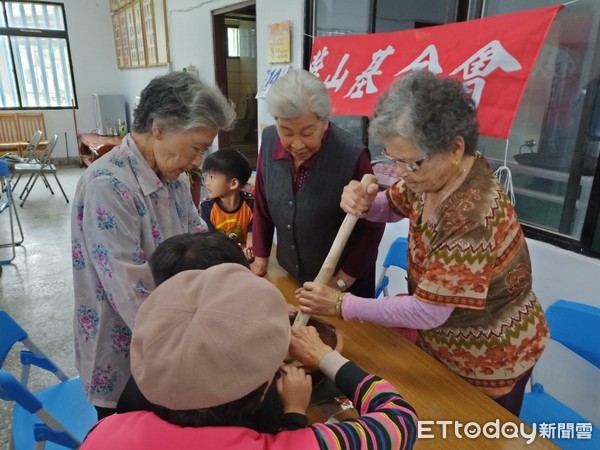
0;165;84;447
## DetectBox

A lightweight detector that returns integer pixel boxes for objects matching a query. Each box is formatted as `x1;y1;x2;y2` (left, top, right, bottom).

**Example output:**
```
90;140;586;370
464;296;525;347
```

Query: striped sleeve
310;363;418;450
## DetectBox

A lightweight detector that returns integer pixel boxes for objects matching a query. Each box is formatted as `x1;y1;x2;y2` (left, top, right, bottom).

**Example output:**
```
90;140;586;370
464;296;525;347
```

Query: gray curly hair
132;71;236;133
369;71;479;156
266;69;331;121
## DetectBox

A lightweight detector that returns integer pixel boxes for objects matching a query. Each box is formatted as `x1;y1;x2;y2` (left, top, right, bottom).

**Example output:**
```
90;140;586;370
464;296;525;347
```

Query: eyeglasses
381;148;426;172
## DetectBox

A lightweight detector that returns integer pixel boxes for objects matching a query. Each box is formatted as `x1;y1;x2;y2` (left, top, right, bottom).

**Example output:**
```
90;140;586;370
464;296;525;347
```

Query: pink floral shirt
71;135;206;408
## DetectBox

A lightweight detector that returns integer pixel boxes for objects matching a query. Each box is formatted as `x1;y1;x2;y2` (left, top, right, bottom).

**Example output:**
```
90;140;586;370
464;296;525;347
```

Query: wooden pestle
292;173;378;327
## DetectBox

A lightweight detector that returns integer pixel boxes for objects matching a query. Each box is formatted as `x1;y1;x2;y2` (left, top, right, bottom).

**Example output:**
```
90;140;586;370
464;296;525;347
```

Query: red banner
309;6;562;139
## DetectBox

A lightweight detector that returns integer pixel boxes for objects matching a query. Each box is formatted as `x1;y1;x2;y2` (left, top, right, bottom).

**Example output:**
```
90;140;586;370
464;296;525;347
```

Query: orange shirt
200;192;253;245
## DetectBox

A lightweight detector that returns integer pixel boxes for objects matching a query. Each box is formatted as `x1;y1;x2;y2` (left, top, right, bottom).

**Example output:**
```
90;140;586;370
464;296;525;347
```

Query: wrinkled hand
242;245;254;261
276;364;312;415
288;326;333;371
340;179;379;215
296;282;338;317
251;256;268;277
243;233;254;261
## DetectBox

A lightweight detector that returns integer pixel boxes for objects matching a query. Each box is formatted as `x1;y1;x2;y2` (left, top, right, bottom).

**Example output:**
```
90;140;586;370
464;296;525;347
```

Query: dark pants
347;262;377;298
492;370;532;417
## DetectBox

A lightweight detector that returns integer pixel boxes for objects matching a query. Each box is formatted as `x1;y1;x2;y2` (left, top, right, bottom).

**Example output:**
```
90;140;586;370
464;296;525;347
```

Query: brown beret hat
131;263;290;410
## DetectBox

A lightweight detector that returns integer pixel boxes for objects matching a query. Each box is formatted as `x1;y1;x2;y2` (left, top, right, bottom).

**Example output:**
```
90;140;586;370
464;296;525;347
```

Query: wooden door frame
212;0;256;148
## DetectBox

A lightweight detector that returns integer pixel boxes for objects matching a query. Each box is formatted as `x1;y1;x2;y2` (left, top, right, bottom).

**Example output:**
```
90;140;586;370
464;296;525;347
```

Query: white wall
255;0;304;131
528;239;600;309
59;0;124;160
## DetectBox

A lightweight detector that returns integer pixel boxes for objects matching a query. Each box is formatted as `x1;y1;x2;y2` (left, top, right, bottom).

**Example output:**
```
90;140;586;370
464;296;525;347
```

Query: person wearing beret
82;264;417;450
116;231;286;433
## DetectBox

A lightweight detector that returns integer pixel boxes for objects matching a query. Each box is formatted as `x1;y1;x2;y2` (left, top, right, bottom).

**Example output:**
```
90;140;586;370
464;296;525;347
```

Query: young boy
200;148;254;260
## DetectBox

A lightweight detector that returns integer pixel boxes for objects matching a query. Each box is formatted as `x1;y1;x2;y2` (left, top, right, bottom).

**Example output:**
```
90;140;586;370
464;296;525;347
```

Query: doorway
213;1;258;169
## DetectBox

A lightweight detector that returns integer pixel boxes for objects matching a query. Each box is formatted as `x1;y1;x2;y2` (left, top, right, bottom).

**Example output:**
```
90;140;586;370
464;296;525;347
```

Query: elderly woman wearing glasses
251;69;385;297
297;70;549;416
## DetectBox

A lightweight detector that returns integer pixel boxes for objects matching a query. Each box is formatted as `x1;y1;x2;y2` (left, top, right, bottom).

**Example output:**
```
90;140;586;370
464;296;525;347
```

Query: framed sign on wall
134;2;146;67
112;14;124;68
267;20;291;64
142;0;157;65
125;5;139;67
110;0;169;69
118;9;131;68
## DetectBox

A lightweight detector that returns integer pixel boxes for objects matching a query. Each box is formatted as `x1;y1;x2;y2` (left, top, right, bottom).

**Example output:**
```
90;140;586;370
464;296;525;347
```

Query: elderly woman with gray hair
297;70;549;416
252;69;384;297
71;71;236;419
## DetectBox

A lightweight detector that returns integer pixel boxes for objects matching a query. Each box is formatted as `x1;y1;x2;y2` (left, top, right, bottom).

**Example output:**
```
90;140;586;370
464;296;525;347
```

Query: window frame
0;0;78;110
226;25;240;59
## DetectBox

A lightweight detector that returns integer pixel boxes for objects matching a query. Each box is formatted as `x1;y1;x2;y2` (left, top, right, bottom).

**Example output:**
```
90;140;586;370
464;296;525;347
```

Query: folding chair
1;130;44;170
0;310;97;449
520;300;600;449
18;130;45;163
13;134;70;207
374;236;408;297
0;160;24;264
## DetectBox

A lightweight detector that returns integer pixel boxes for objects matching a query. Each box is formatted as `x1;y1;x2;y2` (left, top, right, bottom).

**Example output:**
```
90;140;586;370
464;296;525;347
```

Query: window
227;26;240;58
0;1;76;109
477;0;600;257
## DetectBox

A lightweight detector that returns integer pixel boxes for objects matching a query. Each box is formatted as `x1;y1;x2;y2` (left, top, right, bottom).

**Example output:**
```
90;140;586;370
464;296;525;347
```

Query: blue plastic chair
374;236;408;297
544;300;600;368
520;300;600;449
0;310;97;449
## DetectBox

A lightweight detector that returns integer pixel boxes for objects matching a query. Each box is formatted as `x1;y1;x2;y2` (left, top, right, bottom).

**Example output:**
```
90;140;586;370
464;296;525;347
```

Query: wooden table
265;259;557;449
77;133;122;167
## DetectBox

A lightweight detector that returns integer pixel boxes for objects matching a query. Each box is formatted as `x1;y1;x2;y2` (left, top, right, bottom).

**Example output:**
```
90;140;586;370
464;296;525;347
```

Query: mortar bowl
288;314;342;387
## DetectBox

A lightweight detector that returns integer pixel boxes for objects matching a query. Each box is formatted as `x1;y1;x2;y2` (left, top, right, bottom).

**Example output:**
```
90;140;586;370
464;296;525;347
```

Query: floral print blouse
71;135;205;408
387;155;549;397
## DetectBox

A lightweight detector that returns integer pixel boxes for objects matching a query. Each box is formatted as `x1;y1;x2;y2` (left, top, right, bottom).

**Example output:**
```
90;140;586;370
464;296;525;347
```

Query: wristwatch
336;278;347;291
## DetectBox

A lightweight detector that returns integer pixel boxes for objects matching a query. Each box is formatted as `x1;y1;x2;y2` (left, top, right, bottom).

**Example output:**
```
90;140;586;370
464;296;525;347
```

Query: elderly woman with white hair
71;71;236;419
251;69;384;297
297;70;549;416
